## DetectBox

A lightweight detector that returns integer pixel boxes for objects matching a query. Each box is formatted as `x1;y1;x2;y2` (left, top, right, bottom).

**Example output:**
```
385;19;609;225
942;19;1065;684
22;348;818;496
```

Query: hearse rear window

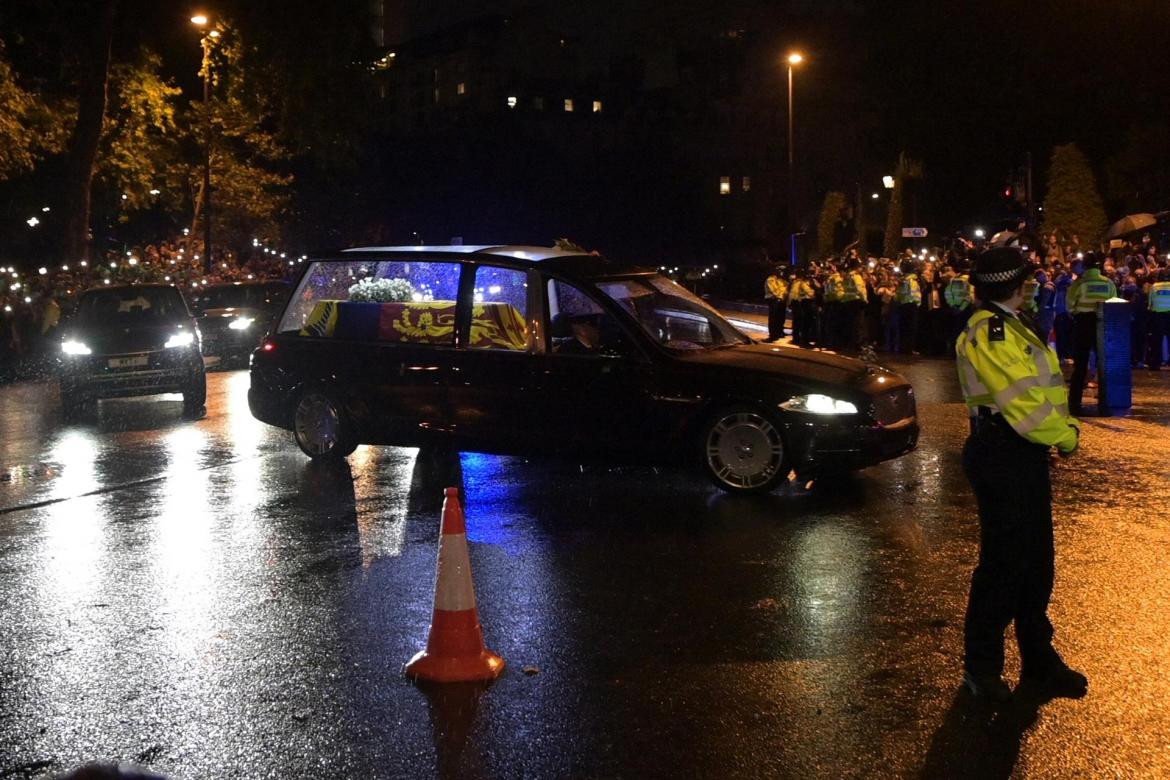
278;260;462;345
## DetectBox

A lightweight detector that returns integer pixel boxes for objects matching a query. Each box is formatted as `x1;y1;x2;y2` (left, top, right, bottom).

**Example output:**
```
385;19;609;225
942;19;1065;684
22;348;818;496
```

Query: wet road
1;362;1169;779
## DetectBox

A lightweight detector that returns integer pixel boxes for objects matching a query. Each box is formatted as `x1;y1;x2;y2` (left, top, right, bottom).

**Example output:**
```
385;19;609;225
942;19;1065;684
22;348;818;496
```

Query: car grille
872;387;916;425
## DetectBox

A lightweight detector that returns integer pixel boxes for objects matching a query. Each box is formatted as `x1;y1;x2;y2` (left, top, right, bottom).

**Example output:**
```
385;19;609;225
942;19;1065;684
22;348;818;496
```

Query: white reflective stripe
958;356;990;398
1011;400;1058;434
994;375;1043;408
434;532;477;612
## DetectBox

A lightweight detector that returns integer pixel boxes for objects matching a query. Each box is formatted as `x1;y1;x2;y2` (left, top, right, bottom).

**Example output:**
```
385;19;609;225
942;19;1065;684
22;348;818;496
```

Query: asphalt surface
1;356;1169;779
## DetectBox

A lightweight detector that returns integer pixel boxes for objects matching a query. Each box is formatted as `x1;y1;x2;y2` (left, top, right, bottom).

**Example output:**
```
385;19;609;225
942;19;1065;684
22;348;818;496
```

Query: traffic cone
405;487;505;683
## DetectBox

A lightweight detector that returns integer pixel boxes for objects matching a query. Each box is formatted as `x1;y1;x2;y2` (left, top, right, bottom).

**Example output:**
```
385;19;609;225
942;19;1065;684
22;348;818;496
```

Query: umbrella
989;230;1017;247
1106;213;1158;239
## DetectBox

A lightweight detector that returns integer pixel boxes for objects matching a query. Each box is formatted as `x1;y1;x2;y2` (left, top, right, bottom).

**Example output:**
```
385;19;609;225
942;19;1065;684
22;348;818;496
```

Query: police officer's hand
1058;423;1080;458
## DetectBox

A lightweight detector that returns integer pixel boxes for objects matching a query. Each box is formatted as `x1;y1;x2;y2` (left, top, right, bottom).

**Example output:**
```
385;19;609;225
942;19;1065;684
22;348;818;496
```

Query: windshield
192;283;288;312
595;275;750;349
75;287;188;323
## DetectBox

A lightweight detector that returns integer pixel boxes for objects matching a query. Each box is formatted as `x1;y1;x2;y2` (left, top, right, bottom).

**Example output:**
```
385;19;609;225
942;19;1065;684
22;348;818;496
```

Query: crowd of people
0;235;297;379
763;232;1170;369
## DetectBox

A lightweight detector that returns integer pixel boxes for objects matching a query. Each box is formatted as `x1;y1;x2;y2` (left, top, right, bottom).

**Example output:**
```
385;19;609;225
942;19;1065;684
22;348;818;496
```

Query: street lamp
191;15;218;275
786;52;803;265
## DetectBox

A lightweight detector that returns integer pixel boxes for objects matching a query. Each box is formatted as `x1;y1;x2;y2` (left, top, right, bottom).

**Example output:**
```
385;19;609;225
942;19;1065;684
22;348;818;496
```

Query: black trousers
962;418;1060;678
792;300;817;346
897;303;919;353
840;300;864;350
1068;312;1097;413
767;299;787;341
1147;310;1170;368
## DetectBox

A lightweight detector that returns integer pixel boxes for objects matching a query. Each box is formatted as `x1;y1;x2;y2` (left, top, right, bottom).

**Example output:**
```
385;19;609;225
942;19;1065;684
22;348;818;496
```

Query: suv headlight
780;393;859;415
61;340;92;356
228;317;255;331
165;332;195;349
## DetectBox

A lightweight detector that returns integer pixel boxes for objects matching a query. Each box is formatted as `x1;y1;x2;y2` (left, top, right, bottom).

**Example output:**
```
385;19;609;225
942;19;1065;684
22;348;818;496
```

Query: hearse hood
675;342;903;391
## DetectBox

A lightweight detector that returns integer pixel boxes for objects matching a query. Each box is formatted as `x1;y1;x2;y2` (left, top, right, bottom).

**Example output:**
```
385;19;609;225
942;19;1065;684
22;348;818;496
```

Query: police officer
764;265;789;342
944;265;972;346
1065;253;1117;416
840;260;868;350
822;263;844;348
955;247;1088;703
895;262;922;354
787;267;817;347
1147;268;1170;369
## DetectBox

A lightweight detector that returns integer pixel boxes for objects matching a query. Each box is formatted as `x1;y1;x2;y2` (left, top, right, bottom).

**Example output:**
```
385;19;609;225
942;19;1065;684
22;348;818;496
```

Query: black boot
962;671;1013;703
1020;662;1088;699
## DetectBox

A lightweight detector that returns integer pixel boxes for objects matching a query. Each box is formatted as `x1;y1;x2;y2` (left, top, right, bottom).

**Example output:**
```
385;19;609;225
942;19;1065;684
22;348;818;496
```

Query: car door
445;263;540;452
528;276;668;458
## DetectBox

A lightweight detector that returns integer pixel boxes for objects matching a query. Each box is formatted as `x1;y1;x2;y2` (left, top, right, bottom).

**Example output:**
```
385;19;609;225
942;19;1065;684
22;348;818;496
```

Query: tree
59;0;118;263
95;53;183;215
884;153;924;257
816;191;848;258
185;21;293;252
1043;143;1107;249
0;42;71;181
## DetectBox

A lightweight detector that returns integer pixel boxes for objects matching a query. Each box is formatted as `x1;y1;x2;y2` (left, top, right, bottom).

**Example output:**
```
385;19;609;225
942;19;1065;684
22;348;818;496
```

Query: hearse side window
546;279;627;357
469;266;529;351
278;260;462;346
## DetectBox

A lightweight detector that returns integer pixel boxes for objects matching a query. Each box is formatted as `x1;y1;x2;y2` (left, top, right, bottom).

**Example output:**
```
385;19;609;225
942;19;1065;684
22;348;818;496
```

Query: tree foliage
1043;143;1107;248
884;153;924;257
816;191;848;258
187;21;293;248
0;43;71;181
96;52;184;215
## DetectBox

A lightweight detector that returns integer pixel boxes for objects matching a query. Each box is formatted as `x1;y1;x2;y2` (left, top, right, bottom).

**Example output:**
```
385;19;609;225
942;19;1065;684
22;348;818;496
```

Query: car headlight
228;317;254;331
61;340;92;356
780;393;859;415
165;331;195;349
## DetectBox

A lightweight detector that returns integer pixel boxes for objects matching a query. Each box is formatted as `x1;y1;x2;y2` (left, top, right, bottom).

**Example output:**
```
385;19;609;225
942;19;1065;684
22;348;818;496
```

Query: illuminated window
507;96;518;108
742;176;751;192
457;82;466;95
592;100;602;113
719;177;731;195
564;99;574;112
534;97;544;110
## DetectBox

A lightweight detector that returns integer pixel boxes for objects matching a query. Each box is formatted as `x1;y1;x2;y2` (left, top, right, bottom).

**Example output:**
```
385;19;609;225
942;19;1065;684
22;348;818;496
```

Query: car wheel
293;388;358;460
182;370;207;419
701;406;789;493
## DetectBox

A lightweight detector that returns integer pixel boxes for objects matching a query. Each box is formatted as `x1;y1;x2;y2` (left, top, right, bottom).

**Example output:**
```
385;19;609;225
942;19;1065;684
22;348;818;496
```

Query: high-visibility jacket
895;273;922;305
824;272;844;303
1148;281;1170;312
1066;268;1116;314
955;306;1079;454
765;274;788;301
1021;277;1040;312
944;274;972;309
841;271;868;303
788;279;815;303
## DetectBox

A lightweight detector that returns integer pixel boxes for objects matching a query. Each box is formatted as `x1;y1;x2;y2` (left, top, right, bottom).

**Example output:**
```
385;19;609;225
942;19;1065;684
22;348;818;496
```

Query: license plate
108;354;149;369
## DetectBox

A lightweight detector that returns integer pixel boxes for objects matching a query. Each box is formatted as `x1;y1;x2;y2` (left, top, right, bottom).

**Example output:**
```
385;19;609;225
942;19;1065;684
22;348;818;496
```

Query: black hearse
248;245;917;493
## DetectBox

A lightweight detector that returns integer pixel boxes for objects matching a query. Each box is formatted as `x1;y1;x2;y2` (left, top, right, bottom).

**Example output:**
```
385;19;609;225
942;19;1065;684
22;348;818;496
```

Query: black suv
248;246;918;493
57;284;207;420
190;281;291;366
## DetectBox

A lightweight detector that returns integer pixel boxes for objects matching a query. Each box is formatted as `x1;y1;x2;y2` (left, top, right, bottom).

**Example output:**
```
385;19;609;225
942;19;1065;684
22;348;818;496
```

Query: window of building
719;177;731;195
433;87;440;104
471;266;529;351
506;96;518;108
457;82;466;95
564;99;574;112
534;97;544;110
742;176;751;192
592;100;602;113
433;68;440;83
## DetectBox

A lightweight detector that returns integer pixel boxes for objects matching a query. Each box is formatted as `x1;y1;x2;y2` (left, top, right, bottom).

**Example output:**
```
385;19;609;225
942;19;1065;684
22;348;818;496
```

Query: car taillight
261;341;276;352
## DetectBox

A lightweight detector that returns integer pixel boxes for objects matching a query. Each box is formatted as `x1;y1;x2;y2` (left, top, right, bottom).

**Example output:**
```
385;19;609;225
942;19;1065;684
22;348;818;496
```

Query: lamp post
191;15;217;275
786;52;803;266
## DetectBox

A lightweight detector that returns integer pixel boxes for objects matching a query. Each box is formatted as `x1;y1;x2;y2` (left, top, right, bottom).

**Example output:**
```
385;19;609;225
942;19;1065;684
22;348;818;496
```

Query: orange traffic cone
405;487;505;683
